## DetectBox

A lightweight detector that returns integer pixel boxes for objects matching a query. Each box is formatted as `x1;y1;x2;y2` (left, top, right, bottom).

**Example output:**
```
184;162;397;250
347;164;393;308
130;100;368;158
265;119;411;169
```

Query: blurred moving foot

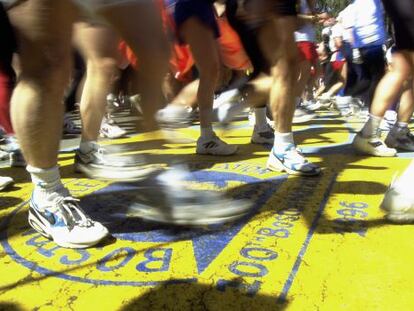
127;167;253;225
74;143;159;181
100;115;127;139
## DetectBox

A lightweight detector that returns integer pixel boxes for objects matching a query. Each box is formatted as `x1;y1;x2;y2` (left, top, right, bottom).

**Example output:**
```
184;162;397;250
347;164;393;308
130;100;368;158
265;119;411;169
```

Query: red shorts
297;41;318;64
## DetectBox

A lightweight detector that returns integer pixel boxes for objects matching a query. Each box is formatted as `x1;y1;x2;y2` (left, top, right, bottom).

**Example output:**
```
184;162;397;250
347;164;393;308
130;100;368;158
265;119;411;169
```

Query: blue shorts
166;0;220;44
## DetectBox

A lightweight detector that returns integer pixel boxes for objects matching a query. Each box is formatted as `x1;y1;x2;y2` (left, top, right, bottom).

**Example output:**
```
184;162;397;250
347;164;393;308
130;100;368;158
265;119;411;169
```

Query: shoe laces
53;196;93;230
284;146;307;164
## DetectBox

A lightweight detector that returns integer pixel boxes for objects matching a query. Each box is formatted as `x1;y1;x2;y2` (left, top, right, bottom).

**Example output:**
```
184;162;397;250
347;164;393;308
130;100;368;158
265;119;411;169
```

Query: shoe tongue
285;146;306;162
45;187;70;203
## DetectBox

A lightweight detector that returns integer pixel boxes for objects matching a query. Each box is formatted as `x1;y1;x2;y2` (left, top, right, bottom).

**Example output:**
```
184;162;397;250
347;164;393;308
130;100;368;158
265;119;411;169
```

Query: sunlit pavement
1;111;413;311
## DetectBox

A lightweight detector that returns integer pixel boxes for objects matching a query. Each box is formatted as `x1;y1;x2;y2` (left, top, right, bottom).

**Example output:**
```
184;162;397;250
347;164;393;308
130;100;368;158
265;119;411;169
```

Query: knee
88;57;120;82
22;46;71;85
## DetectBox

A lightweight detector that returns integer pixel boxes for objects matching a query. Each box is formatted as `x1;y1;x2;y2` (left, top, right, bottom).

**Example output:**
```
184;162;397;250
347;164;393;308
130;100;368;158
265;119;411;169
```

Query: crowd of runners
0;0;413;248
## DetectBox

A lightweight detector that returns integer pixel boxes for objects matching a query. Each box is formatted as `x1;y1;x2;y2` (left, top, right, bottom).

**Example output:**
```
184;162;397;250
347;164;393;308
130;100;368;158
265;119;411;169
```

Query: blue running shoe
267;144;321;176
28;189;108;248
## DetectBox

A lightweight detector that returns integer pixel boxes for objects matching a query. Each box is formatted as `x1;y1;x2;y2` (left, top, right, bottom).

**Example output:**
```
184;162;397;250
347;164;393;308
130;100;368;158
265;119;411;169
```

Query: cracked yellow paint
0;113;413;310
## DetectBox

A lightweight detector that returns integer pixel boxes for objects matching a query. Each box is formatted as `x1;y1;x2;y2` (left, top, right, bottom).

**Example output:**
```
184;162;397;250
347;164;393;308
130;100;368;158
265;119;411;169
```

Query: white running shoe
213;89;240;108
196;135;238;156
28;189;108;248
100;116;127;139
214;102;245;124
381;176;414;223
251;124;274;145
292;108;316;124
385;128;414;152
0;176;13;191
0;136;26;167
74;144;159;181
155;105;193;128
353;134;397;157
267;144;321;176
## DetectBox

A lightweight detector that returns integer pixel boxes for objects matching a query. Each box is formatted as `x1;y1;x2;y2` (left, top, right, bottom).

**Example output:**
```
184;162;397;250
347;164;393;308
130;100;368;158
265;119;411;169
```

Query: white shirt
352;0;386;48
338;4;355;42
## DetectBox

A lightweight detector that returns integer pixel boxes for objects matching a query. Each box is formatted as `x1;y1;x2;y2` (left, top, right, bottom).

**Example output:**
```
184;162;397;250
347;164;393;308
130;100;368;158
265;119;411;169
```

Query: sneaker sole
99;131;127;139
353;138;397;157
28;210;52;239
28;210;108;248
267;157;321;176
129;205;250;226
383;211;414;223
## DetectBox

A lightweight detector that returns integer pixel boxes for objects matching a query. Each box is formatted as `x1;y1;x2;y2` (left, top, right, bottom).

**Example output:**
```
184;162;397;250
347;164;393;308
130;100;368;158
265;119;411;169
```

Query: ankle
79;141;97;154
200;126;215;139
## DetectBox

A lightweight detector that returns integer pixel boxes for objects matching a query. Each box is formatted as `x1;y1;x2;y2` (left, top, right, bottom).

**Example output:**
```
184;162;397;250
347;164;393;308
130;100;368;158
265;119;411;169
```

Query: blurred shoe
381;176;414;223
213;89;246;124
128;94;143;114
155;105;193;128
292;107;316;124
213;89;240;108
353;134;397;157
214;102;246;124
63;114;81;135
100;116;127;139
196;135;238;156
0;136;26;167
74;144;158;181
385;127;414;151
9;149;26;167
127;167;252;225
303;99;322;111
251;124;274;145
0;176;13;191
267;144;321;176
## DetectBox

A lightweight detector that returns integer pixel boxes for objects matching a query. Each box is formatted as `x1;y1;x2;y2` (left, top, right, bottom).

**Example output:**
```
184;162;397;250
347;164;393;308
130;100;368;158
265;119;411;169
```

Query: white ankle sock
273;131;294;152
254;107;267;129
80;140;97;154
361;114;382;138
27;165;64;195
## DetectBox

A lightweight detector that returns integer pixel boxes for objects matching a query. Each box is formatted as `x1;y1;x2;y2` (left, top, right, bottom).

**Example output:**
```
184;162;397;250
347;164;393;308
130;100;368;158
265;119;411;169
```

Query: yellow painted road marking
1;113;413;310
